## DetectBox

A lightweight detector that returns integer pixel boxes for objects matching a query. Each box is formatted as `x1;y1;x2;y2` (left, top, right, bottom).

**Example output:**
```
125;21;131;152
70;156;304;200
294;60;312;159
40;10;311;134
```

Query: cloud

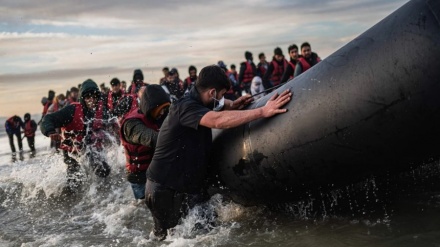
0;0;409;116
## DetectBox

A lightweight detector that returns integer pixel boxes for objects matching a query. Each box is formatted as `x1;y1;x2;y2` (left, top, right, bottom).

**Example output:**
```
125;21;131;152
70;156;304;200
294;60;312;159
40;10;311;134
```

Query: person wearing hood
250;76;266;100
120;84;171;201
184;65;198;94
263;47;288;89
294;42;321;77
128;69;148;95
40;79;112;190
238;51;257;95
5;115;25;162
145;65;292;240
114;69;148;119
23;113;38;158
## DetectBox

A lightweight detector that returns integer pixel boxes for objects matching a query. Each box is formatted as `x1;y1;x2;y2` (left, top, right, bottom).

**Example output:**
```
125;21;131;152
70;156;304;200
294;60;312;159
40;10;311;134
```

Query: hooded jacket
40;79;110;152
120;84;171;183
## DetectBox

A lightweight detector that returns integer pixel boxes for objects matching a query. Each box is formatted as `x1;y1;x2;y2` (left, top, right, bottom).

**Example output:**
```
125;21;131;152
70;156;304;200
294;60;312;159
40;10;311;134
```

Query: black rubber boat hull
209;0;440;205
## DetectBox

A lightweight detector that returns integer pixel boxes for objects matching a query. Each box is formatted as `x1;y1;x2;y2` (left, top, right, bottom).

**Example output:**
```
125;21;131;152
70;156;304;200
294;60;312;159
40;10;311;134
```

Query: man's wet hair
258;53;265;59
162;67;169;72
288;44;298;53
70;87;79;93
231;64;236;69
301;42;311;50
196;65;230;92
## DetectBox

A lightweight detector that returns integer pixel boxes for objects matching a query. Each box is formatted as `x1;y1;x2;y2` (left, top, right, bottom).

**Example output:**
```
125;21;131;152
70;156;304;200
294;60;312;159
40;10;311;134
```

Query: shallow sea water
1;132;440;247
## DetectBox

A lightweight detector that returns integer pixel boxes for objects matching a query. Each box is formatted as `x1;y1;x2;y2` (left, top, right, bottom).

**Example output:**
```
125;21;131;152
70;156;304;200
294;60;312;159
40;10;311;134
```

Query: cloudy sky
0;0;409;118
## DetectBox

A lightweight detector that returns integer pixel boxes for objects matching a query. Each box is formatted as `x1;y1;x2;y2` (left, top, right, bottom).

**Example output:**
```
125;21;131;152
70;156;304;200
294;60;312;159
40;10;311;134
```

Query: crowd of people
4;42;318;240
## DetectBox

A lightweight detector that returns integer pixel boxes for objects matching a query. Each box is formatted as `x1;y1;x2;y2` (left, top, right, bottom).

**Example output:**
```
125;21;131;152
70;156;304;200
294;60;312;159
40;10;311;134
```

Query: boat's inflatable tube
209;0;440;205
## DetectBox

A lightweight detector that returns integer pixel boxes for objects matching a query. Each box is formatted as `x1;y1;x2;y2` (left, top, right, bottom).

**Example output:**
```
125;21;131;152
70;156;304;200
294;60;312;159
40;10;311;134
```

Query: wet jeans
130;182;145;200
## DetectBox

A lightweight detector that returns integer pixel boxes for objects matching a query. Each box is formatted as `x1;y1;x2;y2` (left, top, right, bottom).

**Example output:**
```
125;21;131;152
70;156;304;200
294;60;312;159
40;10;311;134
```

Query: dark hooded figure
5;115;24;161
114;69;148;118
119;84;171;200
41;79;112;190
23;113;38;157
127;69;148;95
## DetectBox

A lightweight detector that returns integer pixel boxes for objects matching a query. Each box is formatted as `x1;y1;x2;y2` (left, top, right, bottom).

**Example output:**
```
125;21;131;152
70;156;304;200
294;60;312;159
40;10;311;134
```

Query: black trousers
8;132;22;153
145;179;208;240
26;136;35;152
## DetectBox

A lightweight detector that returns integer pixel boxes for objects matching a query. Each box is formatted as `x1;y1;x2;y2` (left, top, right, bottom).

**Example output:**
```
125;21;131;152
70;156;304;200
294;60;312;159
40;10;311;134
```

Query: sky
0;0;409;117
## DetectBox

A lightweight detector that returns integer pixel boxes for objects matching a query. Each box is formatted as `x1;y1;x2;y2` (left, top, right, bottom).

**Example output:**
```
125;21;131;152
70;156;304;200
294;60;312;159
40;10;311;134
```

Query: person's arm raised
200;89;292;129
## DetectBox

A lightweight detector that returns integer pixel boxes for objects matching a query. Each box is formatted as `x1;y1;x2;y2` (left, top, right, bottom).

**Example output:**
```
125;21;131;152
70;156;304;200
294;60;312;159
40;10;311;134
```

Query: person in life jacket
47;94;67;114
107;78;125;114
40;79;112;190
183;65;197;94
5;115;24;162
257;52;269;78
121;80;127;92
159;67;169;84
23;113;37;158
263;47;288;89
106;78;125;145
280;44;300;84
67;86;79;104
47;93;68;152
38;90;55;125
294;42;321;77
160;68;185;101
114;69;148;119
238;51;257;95
120;84;171;201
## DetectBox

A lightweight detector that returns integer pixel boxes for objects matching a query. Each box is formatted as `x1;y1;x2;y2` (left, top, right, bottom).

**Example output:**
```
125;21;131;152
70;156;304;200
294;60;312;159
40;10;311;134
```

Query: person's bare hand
262;89;292;118
231;94;253;110
49;133;62;141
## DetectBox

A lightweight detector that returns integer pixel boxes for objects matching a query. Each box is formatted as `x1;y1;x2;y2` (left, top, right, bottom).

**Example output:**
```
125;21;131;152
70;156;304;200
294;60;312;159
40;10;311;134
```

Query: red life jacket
271;59;288;86
61;102;104;153
185;77;197;87
52;103;60;112
118;94;139;124
258;63;268;78
242;61;254;84
130;82;147;95
120;110;158;173
42;101;52;115
107;89;124;111
298;57;312;72
24;121;35;137
288;61;297;80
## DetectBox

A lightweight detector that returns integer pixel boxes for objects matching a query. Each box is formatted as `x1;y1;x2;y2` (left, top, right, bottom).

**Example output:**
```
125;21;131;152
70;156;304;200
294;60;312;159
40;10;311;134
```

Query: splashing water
1;132;440;246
